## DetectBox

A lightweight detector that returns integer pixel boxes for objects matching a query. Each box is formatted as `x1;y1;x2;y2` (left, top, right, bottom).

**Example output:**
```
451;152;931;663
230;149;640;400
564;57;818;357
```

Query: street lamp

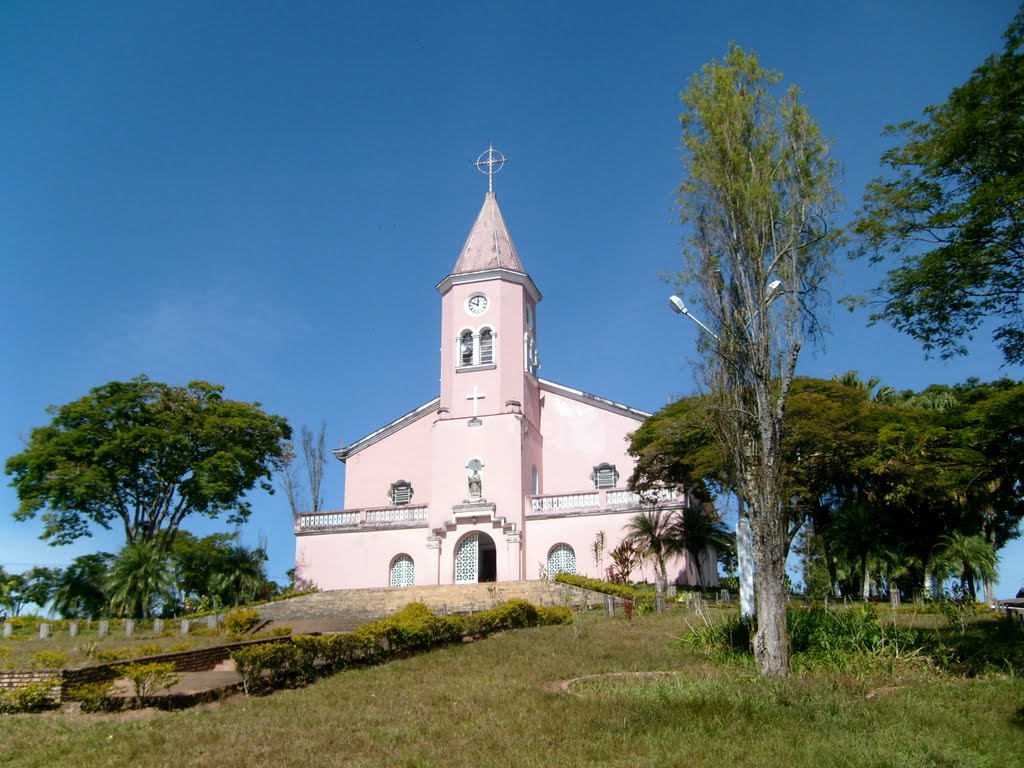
668;292;759;619
668;295;719;339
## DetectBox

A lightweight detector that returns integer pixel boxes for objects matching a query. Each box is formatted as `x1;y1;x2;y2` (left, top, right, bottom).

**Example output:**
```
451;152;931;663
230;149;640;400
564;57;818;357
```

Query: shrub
168;641;193;652
536;606;573;626
112;662;181;707
224;608;261;638
230;642;297;695
0;678;59;712
28;651;70;670
319;633;361;670
554;573;655;613
67;680;116;713
0;646;11;669
291;635;323;683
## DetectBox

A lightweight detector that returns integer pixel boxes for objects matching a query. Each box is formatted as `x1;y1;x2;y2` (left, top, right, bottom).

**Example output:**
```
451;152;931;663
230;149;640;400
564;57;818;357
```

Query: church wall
527;512;706;587
295;527;434;591
428;412;526;531
538;389;644;495
342;411;435;510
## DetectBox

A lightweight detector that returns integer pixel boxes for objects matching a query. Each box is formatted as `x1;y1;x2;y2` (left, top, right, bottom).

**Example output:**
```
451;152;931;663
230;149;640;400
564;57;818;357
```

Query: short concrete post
68;621;78;638
125;619;135;636
2;623;11;638
180;619;190;636
39;623;50;639
98;620;109;638
667;585;677;598
206;614;218;630
153;618;164;635
604;594;614;617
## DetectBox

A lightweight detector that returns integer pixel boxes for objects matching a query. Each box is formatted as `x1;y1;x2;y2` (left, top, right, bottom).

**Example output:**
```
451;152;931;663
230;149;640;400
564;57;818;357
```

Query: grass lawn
4;609;1023;768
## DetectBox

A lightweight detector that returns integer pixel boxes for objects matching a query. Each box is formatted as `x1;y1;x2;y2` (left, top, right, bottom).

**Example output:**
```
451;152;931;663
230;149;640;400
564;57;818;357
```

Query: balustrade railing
529;487;682;516
296;504;428;532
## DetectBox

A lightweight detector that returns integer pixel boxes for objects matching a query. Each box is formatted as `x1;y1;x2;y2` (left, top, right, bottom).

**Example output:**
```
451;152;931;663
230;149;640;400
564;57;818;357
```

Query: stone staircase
256;580;600;633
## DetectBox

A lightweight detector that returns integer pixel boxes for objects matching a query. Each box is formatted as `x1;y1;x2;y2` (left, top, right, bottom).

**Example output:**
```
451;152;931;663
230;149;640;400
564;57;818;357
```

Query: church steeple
452;192;524;274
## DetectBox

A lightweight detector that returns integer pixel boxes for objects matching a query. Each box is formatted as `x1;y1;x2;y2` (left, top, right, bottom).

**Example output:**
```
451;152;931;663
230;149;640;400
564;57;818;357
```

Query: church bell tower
428;147;543;582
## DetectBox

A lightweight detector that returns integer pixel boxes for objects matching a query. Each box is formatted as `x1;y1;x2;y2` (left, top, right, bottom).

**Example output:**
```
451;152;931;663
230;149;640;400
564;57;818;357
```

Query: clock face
466;294;489;316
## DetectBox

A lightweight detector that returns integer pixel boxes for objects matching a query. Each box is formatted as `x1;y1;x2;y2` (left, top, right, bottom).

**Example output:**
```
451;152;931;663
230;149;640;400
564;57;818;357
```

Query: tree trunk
861;553;871;602
751;505;790;677
655;559;667;614
822;534;842;598
962;561;976;602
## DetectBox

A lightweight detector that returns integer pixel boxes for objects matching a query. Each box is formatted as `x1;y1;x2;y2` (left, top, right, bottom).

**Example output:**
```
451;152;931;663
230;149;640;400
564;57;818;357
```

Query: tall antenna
473;144;507;193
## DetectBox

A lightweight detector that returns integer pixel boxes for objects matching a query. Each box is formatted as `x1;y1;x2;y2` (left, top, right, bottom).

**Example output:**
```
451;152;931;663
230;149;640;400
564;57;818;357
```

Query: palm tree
832;371;896;404
51;553;112;619
107;541;176;619
210;545;268;606
625;509;674;611
935;532;998;602
669;504;733;587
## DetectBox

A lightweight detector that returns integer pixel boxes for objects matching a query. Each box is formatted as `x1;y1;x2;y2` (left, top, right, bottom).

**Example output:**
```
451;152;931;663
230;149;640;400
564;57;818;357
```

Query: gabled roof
538;378;651;422
332;397;440;462
452;192;524;274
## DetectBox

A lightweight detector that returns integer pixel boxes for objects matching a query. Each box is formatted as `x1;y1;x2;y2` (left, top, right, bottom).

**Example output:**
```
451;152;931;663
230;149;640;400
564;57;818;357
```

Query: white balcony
295;504;428;533
528;487;683;517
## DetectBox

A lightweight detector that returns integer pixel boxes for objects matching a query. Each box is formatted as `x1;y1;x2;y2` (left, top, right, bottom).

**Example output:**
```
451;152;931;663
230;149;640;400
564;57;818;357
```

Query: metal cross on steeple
474;144;507;193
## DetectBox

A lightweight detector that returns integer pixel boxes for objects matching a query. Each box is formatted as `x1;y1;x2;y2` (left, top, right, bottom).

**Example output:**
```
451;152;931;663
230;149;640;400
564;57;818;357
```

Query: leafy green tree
674;45;841;676
0;568;59;615
209;544;270;606
170;532;275;608
107;541;176;619
0;568;27;616
851;9;1024;364
20;567;61;612
6;376;292;546
50;553;112;619
171;531;239;605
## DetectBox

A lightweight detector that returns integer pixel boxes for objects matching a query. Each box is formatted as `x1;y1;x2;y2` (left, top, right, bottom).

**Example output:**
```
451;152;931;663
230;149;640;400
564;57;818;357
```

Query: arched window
460;330;475;366
389;554;415;587
547;544;576;579
531;465;540;495
479;328;494;365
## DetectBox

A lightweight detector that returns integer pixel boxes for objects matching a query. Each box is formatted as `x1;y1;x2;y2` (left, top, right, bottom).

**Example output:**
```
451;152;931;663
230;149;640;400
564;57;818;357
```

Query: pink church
294;170;708;590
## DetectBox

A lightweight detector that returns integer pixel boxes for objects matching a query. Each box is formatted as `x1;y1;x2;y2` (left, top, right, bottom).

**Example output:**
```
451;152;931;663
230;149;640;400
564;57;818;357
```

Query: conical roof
452;192;524;274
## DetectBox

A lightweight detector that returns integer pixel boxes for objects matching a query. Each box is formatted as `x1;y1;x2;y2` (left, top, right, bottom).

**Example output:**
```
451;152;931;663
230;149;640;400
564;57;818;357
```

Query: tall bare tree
675;45;841;676
280;421;329;516
301;422;328;513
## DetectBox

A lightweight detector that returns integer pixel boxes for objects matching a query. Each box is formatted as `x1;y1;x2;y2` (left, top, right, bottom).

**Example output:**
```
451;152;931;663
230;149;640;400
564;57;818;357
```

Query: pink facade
294;190;714;591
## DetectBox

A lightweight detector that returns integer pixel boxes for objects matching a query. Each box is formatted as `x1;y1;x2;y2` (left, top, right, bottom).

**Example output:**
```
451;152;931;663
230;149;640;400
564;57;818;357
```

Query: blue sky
2;1;1021;599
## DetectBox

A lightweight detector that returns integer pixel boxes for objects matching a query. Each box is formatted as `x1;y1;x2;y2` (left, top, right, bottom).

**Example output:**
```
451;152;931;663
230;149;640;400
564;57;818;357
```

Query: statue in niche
468;468;483;500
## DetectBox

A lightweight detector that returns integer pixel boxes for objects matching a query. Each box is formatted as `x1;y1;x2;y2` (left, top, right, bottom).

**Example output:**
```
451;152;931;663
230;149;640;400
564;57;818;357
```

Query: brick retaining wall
1;635;290;704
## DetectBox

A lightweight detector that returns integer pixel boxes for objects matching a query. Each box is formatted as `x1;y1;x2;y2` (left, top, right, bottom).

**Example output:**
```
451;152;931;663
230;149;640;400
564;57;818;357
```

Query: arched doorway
454;531;497;584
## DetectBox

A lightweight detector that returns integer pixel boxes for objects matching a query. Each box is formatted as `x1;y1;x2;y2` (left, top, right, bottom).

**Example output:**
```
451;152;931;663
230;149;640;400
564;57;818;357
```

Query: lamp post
668;295;719;339
669;293;756;619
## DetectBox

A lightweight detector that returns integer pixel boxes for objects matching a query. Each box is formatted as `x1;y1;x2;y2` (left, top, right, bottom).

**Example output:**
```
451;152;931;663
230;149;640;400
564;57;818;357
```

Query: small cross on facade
466;385;486;417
